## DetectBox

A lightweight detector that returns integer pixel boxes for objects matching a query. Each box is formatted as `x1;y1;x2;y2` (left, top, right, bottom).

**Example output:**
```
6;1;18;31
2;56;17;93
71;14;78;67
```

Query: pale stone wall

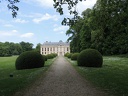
40;41;70;56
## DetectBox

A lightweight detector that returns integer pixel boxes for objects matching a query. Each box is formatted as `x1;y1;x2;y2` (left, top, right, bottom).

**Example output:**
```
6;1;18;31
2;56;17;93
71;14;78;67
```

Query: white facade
40;40;70;56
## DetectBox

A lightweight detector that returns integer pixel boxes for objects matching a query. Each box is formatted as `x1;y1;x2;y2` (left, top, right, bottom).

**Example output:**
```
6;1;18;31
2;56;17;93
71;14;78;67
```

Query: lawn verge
66;55;128;96
0;56;56;96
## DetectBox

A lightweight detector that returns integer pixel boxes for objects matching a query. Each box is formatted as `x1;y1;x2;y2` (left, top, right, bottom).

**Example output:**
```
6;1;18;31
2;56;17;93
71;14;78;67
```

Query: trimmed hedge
42;55;47;61
64;53;70;57
67;53;73;58
71;53;80;60
46;53;57;59
15;51;45;70
77;49;103;67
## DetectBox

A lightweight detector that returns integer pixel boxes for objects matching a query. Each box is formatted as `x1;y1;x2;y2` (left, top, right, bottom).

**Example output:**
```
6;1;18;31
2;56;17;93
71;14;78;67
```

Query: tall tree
20;41;33;52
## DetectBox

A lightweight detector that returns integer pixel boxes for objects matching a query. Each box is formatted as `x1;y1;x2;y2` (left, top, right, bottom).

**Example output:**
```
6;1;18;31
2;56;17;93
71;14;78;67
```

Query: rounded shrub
64;53;69;57
42;55;47;61
15;51;45;70
71;53;80;60
46;54;54;59
51;53;57;57
67;53;73;58
77;49;103;67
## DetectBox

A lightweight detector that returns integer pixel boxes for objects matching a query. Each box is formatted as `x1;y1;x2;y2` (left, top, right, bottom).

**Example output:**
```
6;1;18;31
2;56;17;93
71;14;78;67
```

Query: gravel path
15;56;108;96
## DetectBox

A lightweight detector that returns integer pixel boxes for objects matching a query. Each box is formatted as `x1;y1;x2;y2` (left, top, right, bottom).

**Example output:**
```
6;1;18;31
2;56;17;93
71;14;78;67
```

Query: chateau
40;40;70;56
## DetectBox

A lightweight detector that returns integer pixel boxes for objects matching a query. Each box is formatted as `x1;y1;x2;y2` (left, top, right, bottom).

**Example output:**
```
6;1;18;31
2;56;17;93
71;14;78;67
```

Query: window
67;47;69;51
53;47;55;51
45;48;46;51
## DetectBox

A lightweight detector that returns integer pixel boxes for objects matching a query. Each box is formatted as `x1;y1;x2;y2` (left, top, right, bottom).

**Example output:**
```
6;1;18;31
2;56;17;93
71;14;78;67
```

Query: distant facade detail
40;40;70;56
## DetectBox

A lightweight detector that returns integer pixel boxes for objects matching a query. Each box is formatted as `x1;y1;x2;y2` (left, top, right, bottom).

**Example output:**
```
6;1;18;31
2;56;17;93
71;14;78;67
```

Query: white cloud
14;19;29;23
12;30;18;33
22;0;54;8
53;26;69;32
59;31;64;34
0;19;6;24
53;0;97;16
53;24;58;27
4;24;14;27
0;30;18;37
20;33;34;38
33;0;54;8
33;13;58;23
77;0;97;14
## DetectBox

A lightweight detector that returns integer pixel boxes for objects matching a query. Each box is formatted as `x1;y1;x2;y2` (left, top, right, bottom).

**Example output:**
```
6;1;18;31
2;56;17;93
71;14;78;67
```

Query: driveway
15;56;108;96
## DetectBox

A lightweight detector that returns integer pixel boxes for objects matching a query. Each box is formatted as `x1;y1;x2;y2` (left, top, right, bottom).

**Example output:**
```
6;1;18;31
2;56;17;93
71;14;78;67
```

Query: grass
66;55;128;96
0;56;56;96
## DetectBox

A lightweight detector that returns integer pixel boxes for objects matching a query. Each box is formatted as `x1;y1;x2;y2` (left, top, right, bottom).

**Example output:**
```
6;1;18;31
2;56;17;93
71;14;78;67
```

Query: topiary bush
77;49;103;67
46;54;54;59
71;53;80;60
64;53;69;57
51;53;58;57
67;53;73;58
42;55;47;61
15;51;45;70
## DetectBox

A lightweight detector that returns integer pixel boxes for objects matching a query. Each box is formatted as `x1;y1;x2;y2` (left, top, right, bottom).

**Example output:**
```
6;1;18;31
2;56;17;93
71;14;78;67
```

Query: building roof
42;40;70;46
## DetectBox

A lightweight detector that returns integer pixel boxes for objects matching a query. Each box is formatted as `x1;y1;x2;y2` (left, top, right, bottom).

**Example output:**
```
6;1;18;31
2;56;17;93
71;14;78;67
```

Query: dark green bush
51;53;58;57
15;51;45;70
64;53;69;57
46;53;57;59
71;53;80;60
67;53;73;58
42;55;47;61
77;49;103;67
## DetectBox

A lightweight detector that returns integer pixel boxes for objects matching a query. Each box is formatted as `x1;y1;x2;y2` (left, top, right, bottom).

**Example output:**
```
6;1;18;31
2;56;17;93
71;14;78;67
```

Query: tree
35;43;41;53
20;41;33;52
66;0;128;55
0;0;19;18
53;0;85;26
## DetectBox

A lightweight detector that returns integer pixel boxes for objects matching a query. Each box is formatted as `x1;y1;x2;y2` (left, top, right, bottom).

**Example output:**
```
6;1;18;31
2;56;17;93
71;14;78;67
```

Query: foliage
46;53;57;59
69;55;128;96
64;52;70;57
53;0;85;26
42;55;47;61
71;53;79;60
0;56;55;96
0;41;34;57
20;41;33;52
66;0;128;55
35;43;41;53
77;49;103;67
15;51;45;70
0;42;22;56
51;53;58;57
67;53;73;58
0;0;19;18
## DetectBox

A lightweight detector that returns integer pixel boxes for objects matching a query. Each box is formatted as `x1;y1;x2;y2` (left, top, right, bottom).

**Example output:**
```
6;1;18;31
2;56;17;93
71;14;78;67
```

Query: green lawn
67;55;128;96
0;56;55;96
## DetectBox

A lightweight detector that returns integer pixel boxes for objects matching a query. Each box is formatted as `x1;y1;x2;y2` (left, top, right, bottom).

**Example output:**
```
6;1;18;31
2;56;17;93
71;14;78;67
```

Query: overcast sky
0;0;97;47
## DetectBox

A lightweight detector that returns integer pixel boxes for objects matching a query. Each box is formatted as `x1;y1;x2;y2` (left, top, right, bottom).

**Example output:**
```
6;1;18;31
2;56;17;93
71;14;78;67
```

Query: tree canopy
67;0;128;55
0;41;33;57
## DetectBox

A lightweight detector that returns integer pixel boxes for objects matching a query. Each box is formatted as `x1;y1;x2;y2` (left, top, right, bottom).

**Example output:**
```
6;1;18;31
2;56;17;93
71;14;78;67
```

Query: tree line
0;41;40;57
66;0;128;55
